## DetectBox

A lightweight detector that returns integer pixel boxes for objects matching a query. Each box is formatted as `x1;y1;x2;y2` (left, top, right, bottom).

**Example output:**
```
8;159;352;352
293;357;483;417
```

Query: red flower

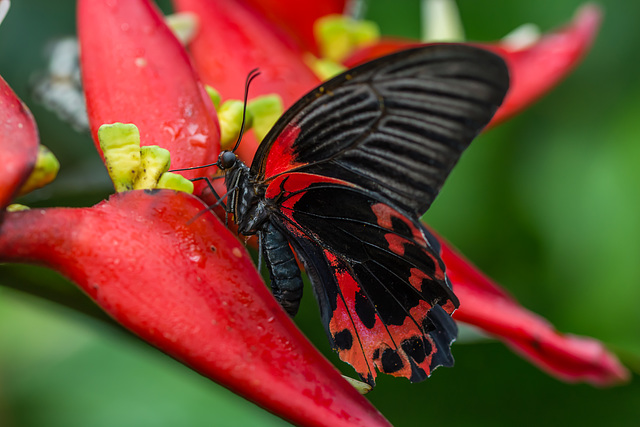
0;1;392;426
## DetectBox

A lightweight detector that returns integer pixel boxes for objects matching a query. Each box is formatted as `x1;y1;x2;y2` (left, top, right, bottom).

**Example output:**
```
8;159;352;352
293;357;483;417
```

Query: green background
1;0;639;426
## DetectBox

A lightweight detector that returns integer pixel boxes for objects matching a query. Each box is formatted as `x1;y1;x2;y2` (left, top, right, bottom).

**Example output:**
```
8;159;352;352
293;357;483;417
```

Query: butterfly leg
261;222;304;317
190;176;227;211
186;184;237;226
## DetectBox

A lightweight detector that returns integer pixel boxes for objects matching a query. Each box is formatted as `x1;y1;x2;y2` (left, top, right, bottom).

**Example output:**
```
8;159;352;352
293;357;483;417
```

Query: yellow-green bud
134;146;171;190
98;123;142;192
341;376;372;394
314;15;380;63
156;172;194;193
218;100;252;149
304;53;347;81
6;204;30;212
165;12;199;45
17;145;60;196
205;85;222;110
247;94;283;143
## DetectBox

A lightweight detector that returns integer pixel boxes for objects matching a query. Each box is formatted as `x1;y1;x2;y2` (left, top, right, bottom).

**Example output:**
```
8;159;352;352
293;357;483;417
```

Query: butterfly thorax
223;156;268;236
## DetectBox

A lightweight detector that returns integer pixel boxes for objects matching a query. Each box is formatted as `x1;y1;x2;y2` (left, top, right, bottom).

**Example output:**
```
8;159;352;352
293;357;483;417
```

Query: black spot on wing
354;290;376;329
401;337;428;365
381;349;404;374
333;329;354;350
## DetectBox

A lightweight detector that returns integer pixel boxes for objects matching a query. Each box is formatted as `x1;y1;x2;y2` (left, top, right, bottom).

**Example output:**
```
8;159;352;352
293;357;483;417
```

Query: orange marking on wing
441;299;457;315
384;232;407;256
371;203;428;247
408;268;430;292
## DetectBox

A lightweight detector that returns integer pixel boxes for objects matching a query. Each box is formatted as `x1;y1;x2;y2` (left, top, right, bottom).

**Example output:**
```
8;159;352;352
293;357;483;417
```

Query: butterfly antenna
231;68;261;153
169;162;219;173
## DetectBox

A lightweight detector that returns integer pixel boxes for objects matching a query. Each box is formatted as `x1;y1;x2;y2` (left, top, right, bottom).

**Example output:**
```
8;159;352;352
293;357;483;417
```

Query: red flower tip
239;0;347;55
486;3;603;127
0;190;391;427
78;0;220;180
437;234;630;386
0;76;39;211
342;4;602;129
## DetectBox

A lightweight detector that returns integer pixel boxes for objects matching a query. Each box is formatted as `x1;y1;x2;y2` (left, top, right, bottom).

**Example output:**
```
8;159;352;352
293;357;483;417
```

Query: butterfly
216;44;509;386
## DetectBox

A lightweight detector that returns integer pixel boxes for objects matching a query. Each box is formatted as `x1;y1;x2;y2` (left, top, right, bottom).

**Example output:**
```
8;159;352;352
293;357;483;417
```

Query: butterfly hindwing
265;172;459;385
253;44;509;216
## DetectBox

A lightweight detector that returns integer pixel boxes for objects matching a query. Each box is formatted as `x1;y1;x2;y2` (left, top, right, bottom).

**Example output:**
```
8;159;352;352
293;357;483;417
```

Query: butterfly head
217;150;238;171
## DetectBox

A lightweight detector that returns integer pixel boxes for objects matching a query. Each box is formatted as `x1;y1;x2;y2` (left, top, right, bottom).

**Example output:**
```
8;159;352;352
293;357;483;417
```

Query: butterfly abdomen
262;222;304;317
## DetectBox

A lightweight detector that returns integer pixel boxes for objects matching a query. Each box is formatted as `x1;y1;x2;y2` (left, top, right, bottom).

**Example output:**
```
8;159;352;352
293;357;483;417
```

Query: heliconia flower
341;4;602;129
0;0;394;425
171;0;627;387
435;231;630;386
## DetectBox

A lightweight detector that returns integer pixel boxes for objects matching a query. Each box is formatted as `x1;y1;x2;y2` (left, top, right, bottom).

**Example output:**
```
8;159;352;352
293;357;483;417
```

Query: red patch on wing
265;172;352;199
383;233;407;256
371;202;445;282
408;268;430;293
263;124;302;177
371;203;425;244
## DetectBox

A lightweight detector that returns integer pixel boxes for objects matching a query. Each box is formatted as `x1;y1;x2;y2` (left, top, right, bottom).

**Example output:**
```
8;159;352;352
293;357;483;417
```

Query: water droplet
134;57;147;68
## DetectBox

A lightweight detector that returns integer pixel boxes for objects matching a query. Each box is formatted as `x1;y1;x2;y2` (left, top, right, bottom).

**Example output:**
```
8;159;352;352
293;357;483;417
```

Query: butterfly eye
218;150;237;170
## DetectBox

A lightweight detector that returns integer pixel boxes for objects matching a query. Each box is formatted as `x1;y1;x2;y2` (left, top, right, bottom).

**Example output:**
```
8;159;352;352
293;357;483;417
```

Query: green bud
98;123;142;192
205;85;222;110
247;94;283;143
17;145;60;196
315;14;380;63
305;54;347;81
218;100;252;149
134;146;171;190
156;172;194;193
6;204;30;212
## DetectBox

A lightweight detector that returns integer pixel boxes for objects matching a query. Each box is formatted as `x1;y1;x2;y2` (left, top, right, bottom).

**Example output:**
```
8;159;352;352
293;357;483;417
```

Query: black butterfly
216;44;508;386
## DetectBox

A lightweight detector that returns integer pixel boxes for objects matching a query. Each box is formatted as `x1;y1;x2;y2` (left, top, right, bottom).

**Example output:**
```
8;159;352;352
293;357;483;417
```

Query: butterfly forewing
252;44;509;216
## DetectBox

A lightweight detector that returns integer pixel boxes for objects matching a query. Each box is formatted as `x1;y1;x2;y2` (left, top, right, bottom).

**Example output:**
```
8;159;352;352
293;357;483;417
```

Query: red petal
342;37;419;68
0;190;391;427
78;0;220;179
484;4;602;127
172;0;321;163
344;4;602;129
240;0;347;54
0;76;39;211
173;0;319;108
436;233;630;386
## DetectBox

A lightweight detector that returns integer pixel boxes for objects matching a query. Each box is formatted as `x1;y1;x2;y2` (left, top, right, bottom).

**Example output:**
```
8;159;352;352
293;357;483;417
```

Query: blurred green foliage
1;0;639;426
